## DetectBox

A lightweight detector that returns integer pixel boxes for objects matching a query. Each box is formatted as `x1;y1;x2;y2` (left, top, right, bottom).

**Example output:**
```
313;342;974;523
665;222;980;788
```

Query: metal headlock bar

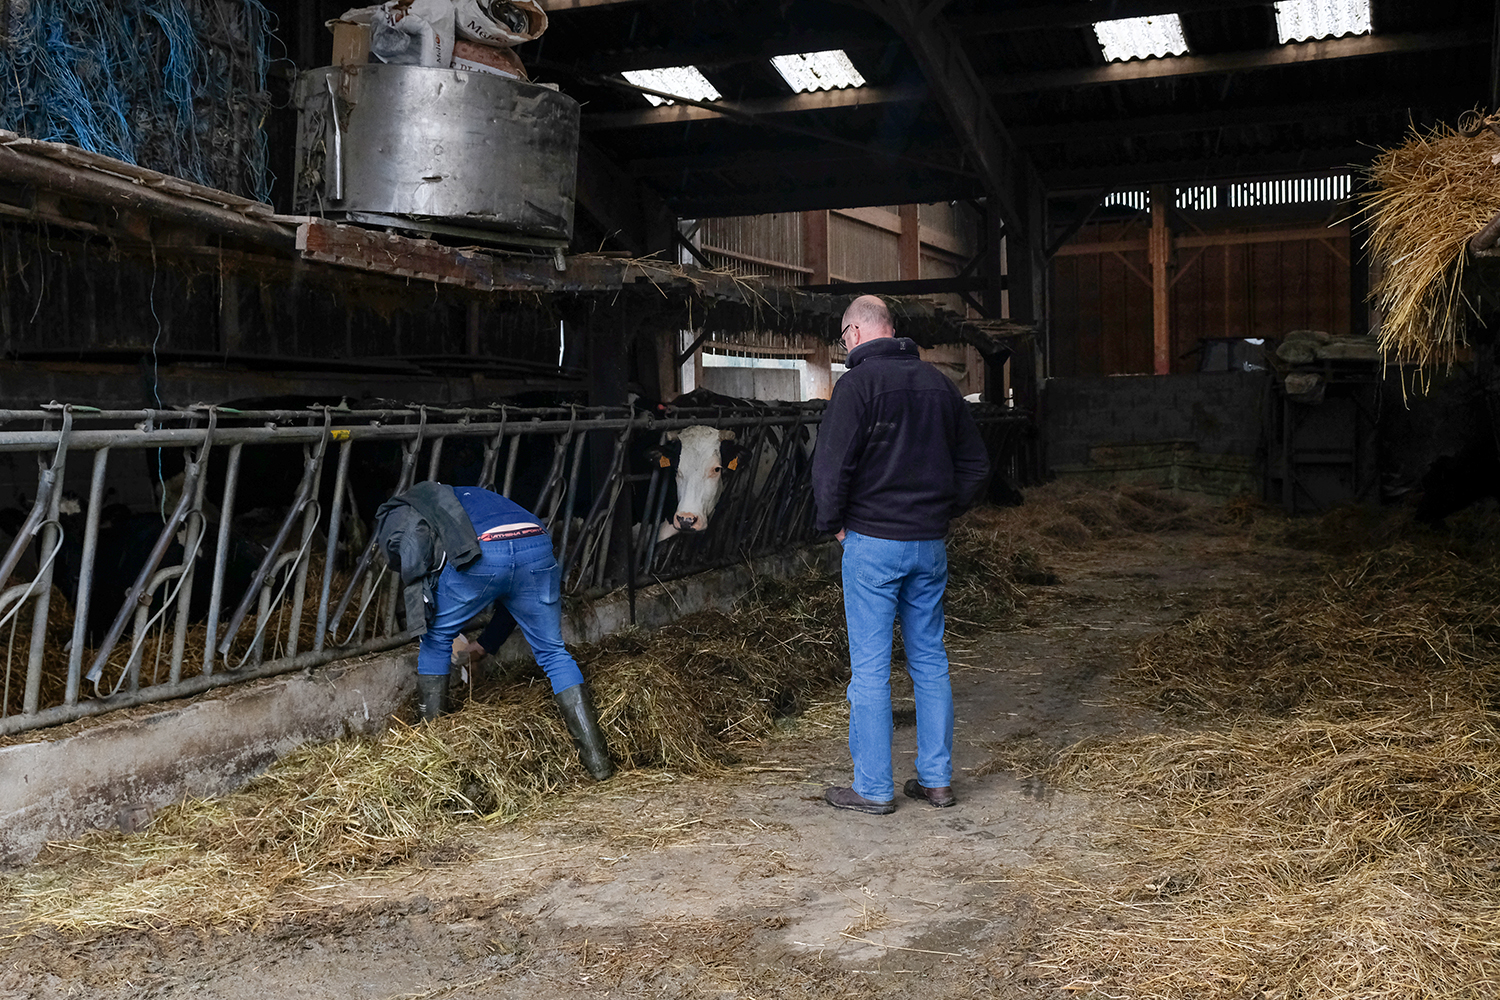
0;401;1033;735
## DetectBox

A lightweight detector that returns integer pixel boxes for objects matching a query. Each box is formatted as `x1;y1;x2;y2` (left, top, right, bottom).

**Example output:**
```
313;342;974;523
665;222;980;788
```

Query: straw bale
1363;114;1500;370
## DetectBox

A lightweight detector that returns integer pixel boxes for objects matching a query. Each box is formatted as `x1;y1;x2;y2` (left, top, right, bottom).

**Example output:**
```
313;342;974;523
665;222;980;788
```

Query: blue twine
0;0;273;201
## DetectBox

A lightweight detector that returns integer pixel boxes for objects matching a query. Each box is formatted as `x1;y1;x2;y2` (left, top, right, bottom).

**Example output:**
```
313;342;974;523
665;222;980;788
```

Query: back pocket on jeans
531;557;561;605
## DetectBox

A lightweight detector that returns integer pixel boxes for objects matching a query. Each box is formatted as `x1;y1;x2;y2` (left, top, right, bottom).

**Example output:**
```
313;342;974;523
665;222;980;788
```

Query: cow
1415;434;1500;527
650;389;816;542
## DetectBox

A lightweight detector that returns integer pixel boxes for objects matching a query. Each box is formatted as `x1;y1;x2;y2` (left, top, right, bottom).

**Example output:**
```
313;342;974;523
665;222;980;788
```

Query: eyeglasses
840;323;856;345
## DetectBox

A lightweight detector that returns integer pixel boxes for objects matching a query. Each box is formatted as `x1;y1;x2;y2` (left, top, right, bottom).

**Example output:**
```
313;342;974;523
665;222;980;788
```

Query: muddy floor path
0;529;1304;1000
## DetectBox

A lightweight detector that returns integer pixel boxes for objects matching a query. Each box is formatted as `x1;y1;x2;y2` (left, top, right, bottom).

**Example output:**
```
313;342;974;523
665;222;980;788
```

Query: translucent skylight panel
1274;0;1371;43
1092;14;1188;62
621;66;721;107
770;50;866;93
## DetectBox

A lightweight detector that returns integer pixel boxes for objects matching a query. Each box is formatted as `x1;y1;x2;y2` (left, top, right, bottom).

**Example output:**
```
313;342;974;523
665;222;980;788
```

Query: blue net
0;0;275;203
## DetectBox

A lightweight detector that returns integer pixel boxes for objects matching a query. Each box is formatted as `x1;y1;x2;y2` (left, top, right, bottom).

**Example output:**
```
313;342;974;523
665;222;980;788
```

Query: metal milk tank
292;63;579;247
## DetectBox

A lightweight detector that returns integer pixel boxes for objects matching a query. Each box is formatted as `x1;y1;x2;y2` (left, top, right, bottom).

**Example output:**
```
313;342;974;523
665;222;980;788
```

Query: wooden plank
1055;225;1349;257
803;210;830;286
899;205;921;282
1150;187;1171;375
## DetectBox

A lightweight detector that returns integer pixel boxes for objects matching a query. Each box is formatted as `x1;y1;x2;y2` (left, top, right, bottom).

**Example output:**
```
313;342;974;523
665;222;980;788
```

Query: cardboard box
331;20;371;68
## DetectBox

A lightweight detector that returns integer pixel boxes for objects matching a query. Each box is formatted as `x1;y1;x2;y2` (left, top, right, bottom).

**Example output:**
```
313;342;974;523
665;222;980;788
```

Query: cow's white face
659;425;738;539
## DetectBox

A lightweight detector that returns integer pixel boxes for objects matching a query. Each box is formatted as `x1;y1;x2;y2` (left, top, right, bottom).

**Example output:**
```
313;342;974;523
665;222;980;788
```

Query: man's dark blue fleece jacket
812;336;991;541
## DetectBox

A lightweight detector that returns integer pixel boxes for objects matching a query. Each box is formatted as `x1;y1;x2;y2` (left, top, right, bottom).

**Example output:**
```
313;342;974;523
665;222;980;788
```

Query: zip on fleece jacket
812;336;991;541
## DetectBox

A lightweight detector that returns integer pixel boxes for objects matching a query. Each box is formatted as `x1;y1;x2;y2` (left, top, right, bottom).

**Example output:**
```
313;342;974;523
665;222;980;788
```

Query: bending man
374;481;614;781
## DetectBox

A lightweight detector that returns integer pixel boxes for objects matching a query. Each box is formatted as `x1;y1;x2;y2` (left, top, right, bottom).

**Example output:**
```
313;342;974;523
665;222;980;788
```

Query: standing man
813;295;991;814
374;481;614;781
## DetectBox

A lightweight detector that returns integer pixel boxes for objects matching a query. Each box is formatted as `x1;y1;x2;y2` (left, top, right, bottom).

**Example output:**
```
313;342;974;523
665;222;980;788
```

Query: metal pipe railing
0;401;1033;736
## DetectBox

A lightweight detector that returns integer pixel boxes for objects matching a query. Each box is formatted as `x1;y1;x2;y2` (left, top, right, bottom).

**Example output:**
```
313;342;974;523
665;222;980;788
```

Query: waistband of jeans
477;525;546;542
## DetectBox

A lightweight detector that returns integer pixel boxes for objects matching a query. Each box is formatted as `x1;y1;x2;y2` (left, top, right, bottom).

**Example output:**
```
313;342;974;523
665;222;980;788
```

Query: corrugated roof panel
770;50;866;93
1273;0;1372;43
1092;14;1189;62
621;66;722;107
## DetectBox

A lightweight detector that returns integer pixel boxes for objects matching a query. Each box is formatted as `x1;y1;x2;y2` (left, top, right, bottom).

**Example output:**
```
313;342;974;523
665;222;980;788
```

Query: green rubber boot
554;683;615;781
415;673;449;723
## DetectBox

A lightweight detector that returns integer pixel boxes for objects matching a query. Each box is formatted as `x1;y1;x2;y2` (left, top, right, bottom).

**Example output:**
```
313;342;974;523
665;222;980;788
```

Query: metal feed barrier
0;400;1032;735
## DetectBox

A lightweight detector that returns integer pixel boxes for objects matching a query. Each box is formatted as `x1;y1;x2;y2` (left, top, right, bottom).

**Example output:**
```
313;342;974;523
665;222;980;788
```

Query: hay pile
1;571;854;934
1363;114;1500;369
1010;507;1500;1000
1032;709;1500;1000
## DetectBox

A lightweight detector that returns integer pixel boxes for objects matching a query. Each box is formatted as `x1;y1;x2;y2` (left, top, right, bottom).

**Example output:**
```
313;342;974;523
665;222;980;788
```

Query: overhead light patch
1273;0;1372;43
770;50;866;93
1092;14;1188;62
621;66;722;107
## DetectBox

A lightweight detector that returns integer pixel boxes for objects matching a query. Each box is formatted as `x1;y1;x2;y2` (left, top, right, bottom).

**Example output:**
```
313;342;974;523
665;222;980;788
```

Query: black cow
0;499;269;649
1415;434;1500;527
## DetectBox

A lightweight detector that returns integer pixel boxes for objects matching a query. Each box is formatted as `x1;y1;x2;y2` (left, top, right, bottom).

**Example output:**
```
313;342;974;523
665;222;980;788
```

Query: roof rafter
582;83;927;130
951;0;1269;34
581;32;1470;133
990;30;1477;94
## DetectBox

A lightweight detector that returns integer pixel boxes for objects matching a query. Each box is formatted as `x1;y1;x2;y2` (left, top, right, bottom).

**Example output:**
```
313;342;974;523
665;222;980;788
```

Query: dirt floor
0;523;1308;999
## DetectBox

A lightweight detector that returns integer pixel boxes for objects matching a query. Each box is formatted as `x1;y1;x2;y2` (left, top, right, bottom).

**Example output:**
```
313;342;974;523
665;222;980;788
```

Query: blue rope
0;0;272;201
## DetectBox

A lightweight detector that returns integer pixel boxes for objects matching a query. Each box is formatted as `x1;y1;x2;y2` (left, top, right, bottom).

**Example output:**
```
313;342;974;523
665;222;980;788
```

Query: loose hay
1023;709;1500;1000
2;569;858;935
1363;113;1500;370
0;486;1252;943
993;504;1500;1000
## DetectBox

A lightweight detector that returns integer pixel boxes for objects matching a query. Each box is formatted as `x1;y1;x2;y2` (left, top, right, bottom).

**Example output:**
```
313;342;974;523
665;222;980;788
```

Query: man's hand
835;529;846;543
452;636;487;666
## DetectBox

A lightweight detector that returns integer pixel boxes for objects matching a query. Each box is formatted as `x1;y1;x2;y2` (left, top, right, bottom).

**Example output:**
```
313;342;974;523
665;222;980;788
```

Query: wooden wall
1050;220;1351;377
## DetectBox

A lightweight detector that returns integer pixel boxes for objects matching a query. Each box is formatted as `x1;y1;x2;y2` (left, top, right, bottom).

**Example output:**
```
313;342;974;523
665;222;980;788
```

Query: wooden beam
803;209;830;285
545;0;653;11
797;276;998;295
1150;186;1172;375
582;83;926;131
1014;97;1417;146
1044;148;1372;191
865;0;1033;235
989;31;1478;95
953;0;1269;34
1053;225;1352;257
899;205;921;281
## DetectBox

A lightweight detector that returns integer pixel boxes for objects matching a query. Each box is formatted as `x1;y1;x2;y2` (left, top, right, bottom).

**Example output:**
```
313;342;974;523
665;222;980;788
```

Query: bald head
842;295;893;338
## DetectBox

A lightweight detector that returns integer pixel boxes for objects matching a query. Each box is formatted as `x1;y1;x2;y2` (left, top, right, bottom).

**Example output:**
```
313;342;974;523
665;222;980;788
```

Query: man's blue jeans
841;529;954;803
417;533;585;694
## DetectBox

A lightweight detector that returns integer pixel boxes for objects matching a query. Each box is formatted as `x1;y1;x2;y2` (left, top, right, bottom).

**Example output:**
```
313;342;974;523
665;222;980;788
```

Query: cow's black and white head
652;426;745;539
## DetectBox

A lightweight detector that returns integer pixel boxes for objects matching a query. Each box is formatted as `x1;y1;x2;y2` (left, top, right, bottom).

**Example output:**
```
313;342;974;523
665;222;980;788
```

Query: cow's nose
675;513;699;530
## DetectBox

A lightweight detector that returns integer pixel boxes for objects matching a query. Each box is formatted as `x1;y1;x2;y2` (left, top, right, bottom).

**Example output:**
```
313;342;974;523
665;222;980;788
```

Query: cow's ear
646;448;672;468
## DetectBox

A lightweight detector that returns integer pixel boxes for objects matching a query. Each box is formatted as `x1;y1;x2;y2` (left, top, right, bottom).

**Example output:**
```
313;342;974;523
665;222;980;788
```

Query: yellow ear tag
727;457;739;471
658;455;671;467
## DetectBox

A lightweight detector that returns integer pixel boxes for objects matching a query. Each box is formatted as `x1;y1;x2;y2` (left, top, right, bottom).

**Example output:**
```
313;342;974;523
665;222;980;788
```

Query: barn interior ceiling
421;0;1494;244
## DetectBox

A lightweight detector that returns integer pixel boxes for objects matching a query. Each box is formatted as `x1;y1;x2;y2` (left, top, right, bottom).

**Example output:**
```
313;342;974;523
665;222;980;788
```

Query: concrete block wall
1045;371;1268;496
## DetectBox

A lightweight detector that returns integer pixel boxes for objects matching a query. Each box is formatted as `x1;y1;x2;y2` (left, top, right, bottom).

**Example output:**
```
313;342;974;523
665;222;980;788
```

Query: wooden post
806;339;833;399
898;204;921;282
656;327;680;401
803;210;830;285
1150;185;1173;375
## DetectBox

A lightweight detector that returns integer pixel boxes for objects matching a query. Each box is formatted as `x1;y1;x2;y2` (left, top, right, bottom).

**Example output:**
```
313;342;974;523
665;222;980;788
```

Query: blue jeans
417;533;585;694
841;530;954;802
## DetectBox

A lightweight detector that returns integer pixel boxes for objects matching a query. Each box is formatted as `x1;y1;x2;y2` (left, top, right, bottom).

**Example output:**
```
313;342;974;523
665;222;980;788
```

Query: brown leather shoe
824;786;896;815
903;779;956;808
